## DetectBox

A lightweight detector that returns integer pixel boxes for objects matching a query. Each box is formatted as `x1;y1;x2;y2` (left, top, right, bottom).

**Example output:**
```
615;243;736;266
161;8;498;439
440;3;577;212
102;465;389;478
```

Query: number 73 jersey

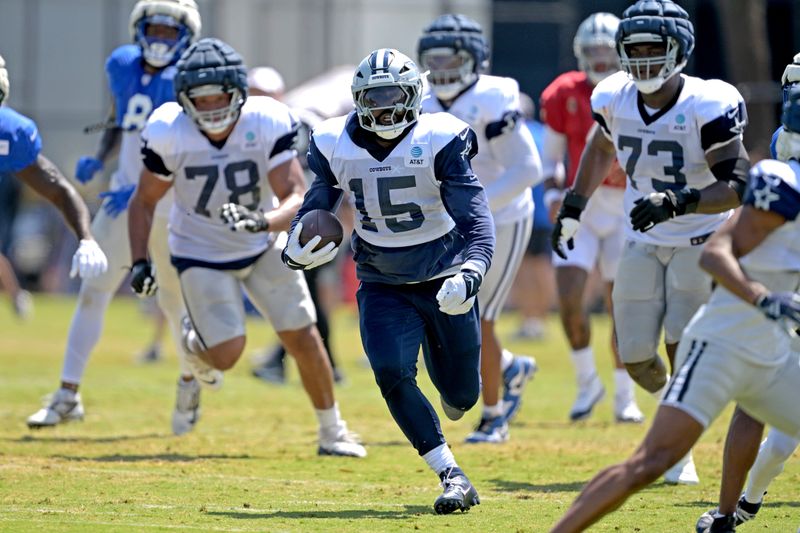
141;97;298;262
592;71;747;246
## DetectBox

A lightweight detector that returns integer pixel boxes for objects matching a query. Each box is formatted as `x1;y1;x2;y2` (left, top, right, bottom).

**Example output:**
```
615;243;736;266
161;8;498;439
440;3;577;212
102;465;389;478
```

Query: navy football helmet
352;49;423;140
616;0;695;94
417;14;489;100
174;38;248;134
129;0;201;68
0;54;8;105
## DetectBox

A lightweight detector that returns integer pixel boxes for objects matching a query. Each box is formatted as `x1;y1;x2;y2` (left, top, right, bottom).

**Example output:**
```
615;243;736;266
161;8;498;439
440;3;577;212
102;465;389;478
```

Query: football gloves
436;268;483;315
630;188;700;233
75;156;103;184
219;203;270;233
755;292;800;336
282;222;338;270
130;259;158;297
69;239;108;279
98;184;136;218
551;190;587;259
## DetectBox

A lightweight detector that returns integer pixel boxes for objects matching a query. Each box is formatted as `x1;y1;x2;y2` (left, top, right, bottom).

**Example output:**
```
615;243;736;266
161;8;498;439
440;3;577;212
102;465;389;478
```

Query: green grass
1;295;798;532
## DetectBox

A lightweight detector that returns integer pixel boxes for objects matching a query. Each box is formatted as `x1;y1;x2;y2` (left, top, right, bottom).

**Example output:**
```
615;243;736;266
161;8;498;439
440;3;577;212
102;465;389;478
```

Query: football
298;209;344;251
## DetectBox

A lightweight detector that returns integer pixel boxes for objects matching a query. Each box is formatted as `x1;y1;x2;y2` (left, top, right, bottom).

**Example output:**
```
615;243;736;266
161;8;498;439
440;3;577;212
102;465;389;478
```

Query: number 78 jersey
592;71;747;246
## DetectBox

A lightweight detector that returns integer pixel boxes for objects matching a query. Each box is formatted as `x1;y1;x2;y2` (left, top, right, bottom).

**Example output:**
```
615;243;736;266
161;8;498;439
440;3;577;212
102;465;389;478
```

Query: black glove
630;189;700;232
551;190;588;260
130;259;158;297
219;203;270;233
755;292;800;333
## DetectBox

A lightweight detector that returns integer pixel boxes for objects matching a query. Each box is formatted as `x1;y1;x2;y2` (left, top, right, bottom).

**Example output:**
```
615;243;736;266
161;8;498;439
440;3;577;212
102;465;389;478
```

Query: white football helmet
129;0;201;68
573;13;620;86
351;49;423;140
0;54;8;105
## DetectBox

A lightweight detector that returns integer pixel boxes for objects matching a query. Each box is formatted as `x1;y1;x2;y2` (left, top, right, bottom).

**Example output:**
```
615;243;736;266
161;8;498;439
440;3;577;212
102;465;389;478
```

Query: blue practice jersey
299;112;495;284
0;107;42;174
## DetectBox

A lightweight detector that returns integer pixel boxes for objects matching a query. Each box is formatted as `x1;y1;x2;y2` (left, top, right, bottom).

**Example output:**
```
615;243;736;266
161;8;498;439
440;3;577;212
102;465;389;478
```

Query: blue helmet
174;38;248;134
616;0;695;94
417;14;489;100
129;0;201;68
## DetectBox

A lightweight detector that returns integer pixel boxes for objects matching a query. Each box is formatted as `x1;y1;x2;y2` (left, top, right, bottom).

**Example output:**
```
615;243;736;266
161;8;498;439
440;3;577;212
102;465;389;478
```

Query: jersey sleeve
140;103;181;180
743;159;800;220
539;76;567;134
0;111;42;173
696;80;748;153
590;71;627;140
260;99;299;170
482;77;524;141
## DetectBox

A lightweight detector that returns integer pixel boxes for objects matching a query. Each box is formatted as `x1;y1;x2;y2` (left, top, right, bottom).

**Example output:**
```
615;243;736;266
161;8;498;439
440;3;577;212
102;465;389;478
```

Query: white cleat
181;316;223;390
172;378;201;436
570;374;605;421
614;397;645;424
27;389;84;428
664;451;700;485
318;422;367;458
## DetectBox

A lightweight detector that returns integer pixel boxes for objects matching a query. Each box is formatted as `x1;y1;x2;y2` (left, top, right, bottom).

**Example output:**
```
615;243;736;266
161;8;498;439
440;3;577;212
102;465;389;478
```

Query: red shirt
540;70;625;188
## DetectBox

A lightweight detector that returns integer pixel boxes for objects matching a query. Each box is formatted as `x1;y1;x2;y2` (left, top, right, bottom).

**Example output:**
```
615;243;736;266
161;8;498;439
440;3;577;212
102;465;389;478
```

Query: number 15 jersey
141;96;298;263
592;71;747;246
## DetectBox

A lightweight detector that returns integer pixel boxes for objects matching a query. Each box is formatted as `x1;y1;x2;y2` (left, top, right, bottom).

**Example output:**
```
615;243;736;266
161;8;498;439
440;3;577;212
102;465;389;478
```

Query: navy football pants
357;279;481;456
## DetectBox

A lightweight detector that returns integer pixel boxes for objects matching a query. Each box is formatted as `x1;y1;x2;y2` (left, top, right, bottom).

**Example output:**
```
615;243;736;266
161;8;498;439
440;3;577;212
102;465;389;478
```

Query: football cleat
696;495;762;533
12;289;33;320
180;316;223;390
501;353;538;423
27;389;84;428
440;395;466;421
464;416;509;444
664;451;700;485
614;396;645;424
434;467;480;514
172;378;201;436
696;513;737;533
318;422;367;458
569;373;605;421
251;350;286;385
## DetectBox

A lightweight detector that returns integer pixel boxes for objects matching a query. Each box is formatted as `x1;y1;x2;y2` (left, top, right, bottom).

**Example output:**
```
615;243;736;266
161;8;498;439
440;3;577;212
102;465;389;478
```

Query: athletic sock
315;402;342;433
500;349;514;373
423;443;457;476
61;287;114;384
571;347;596;386
614;368;634;401
482;403;504;419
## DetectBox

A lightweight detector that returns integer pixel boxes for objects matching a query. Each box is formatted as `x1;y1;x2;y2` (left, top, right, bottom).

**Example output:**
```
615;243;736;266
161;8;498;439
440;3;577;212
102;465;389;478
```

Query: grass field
1;295;798;532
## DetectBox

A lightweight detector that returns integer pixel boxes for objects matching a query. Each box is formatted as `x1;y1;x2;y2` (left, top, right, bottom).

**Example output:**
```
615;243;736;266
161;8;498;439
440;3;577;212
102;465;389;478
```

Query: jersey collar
345;113;415;162
637;76;685;126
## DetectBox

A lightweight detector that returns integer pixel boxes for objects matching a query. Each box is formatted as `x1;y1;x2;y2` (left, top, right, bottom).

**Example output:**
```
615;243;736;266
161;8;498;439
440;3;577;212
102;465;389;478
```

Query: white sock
315;403;342;433
571;347;596;385
61;287;114;384
614;369;634;402
423;443;457;476
744;429;799;503
482;403;504;419
500;349;514;373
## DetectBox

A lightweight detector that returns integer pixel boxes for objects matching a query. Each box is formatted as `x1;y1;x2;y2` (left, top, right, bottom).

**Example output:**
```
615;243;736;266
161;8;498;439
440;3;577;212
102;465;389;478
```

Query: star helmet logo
410;146;423;158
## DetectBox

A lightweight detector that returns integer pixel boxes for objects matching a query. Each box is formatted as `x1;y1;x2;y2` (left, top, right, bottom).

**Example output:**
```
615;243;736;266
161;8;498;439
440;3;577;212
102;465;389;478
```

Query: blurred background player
0;158;32;319
418;14;541;444
552;0;749;485
0;53;107;298
540;12;643;424
246;65;346;385
284;48;493;513
128;38;365;458
26;0;202;435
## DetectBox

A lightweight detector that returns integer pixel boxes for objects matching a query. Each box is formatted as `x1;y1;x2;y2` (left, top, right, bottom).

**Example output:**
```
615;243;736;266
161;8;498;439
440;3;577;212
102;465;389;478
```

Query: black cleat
696;495;762;533
434;467;480;515
708;514;737;533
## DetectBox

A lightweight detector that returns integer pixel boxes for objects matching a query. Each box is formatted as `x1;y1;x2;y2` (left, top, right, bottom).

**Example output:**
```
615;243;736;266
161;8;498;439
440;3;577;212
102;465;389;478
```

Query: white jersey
422;75;534;224
685;159;800;366
141;96;297;262
592;71;746;246
312;111;471;248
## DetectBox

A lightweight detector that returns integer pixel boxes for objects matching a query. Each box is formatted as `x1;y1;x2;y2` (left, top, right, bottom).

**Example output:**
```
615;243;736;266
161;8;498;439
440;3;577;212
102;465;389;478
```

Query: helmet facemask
355;84;420;140
135;14;193;67
180;84;244;134
578;44;620;85
619;35;685;94
419;47;476;100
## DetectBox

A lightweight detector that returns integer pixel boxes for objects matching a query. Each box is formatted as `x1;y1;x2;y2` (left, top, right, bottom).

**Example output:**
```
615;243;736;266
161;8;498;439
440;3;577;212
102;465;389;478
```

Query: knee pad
625;358;667;393
440;383;480;412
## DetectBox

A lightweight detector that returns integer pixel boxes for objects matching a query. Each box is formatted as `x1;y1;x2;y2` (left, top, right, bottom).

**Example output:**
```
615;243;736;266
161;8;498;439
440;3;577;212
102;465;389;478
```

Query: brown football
298;209;344;251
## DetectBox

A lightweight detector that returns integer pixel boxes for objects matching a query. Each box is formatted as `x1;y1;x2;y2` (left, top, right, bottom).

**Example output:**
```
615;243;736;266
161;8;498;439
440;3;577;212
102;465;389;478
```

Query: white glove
436;268;483;315
283;222;339;270
555;217;580;256
70;239;108;279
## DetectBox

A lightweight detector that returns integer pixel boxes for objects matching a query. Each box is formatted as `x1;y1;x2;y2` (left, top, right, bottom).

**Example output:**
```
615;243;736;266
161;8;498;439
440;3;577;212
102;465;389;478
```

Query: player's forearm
441;180;495;271
95;127;121;163
266;193;304;233
484;159;541;212
695;180;742;214
571;141;615;198
128;194;155;261
289;176;343;235
699;231;766;305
